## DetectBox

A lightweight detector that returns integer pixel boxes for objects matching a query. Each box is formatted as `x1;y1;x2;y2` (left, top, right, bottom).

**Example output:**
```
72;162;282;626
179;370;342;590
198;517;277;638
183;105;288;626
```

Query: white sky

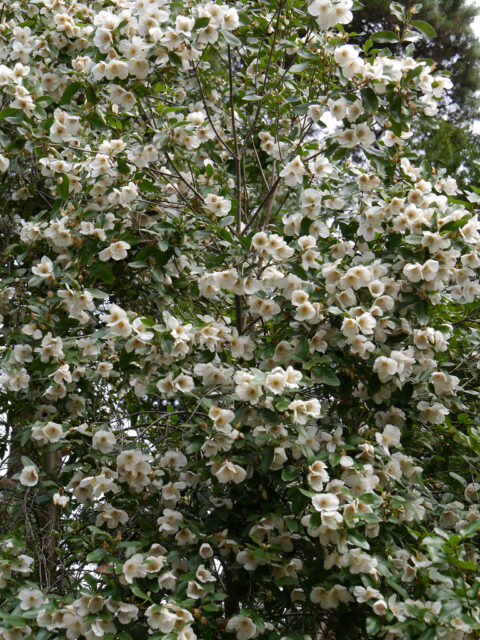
472;0;480;36
469;0;480;132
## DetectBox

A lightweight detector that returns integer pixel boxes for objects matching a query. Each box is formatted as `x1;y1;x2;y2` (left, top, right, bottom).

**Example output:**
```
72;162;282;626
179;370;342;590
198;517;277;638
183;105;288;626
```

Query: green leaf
193;17;210;29
86;85;98;105
414;299;430;324
411;20;436;39
289;487;309;515
281;465;298;482
312;366;340;387
440;215;470;233
0;615;28;627
58;174;69;200
0;107;22;121
289;62;309;73
297;335;309;360
117;157;131;175
88;112;107;130
260;446;274;473
359;493;383;506
363;38;374;53
361;88;379;113
459;519;480;539
7;136;25;152
451;559;477;571
135;244;158;261
221;29;241;46
92;263;114;285
372;30;399;43
130;585;151;601
365;616;382;637
86;548;106;562
390;3;404;21
87;288;108;300
59;81;82;106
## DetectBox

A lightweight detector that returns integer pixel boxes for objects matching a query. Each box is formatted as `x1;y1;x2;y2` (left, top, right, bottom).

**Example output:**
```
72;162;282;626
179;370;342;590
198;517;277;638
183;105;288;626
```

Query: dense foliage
350;0;480;189
1;1;480;640
350;0;480;122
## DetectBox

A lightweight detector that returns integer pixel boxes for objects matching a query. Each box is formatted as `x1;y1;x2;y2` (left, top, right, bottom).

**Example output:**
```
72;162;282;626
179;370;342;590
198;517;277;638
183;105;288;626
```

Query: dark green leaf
260;446;274;473
411;20;436;39
361;88;379;112
221;29;241;46
372;30;399;43
194;17;210;29
312;366;340;386
86;548;106;562
365;616;381;637
92;263;114;285
58;174;69;200
59;81;82;106
281;465;298;482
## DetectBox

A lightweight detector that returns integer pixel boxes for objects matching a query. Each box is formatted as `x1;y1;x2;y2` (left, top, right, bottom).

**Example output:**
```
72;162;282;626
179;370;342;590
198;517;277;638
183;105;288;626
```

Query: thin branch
192;63;234;156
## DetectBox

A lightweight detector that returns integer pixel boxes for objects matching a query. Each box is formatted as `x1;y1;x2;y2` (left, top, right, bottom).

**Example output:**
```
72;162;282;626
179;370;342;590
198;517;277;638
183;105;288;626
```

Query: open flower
226;615;258;640
99;240;130;261
18;588;44;610
19;465;39;487
122;553;148;583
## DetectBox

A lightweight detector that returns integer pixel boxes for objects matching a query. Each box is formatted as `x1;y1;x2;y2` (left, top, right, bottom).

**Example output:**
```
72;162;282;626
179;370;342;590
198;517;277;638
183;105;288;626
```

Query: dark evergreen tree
350;0;480;123
349;0;480;187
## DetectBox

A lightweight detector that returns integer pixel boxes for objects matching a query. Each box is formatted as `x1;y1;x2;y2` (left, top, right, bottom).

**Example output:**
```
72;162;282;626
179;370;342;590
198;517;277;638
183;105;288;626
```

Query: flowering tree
2;0;480;639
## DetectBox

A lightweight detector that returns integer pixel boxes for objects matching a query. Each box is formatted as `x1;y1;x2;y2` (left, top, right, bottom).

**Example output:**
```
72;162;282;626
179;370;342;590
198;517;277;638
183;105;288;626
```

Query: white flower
173;373;194;393
92;430;116;454
199;543;213;559
375;424;401;454
211;460;247;484
32;256;54;278
196;563;215;582
42;421;63;443
157;509;183;535
373;356;398;383
280;156;306;187
175;15;195;36
372;599;388;615
417;401;449;425
53;492;69;507
312;493;339;512
146;605;178;632
222;8;239;30
96;503;128;528
265;368;287;394
0;153;9;172
403;263;423;283
226;615;258;640
204;193;232;216
122;553;148;583
307;460;329;491
19;465;39;487
18;588;44;610
100;304;132;338
334;44;358;66
310;584;351;609
99;240;130;261
353;586;382;603
186;580;207;599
